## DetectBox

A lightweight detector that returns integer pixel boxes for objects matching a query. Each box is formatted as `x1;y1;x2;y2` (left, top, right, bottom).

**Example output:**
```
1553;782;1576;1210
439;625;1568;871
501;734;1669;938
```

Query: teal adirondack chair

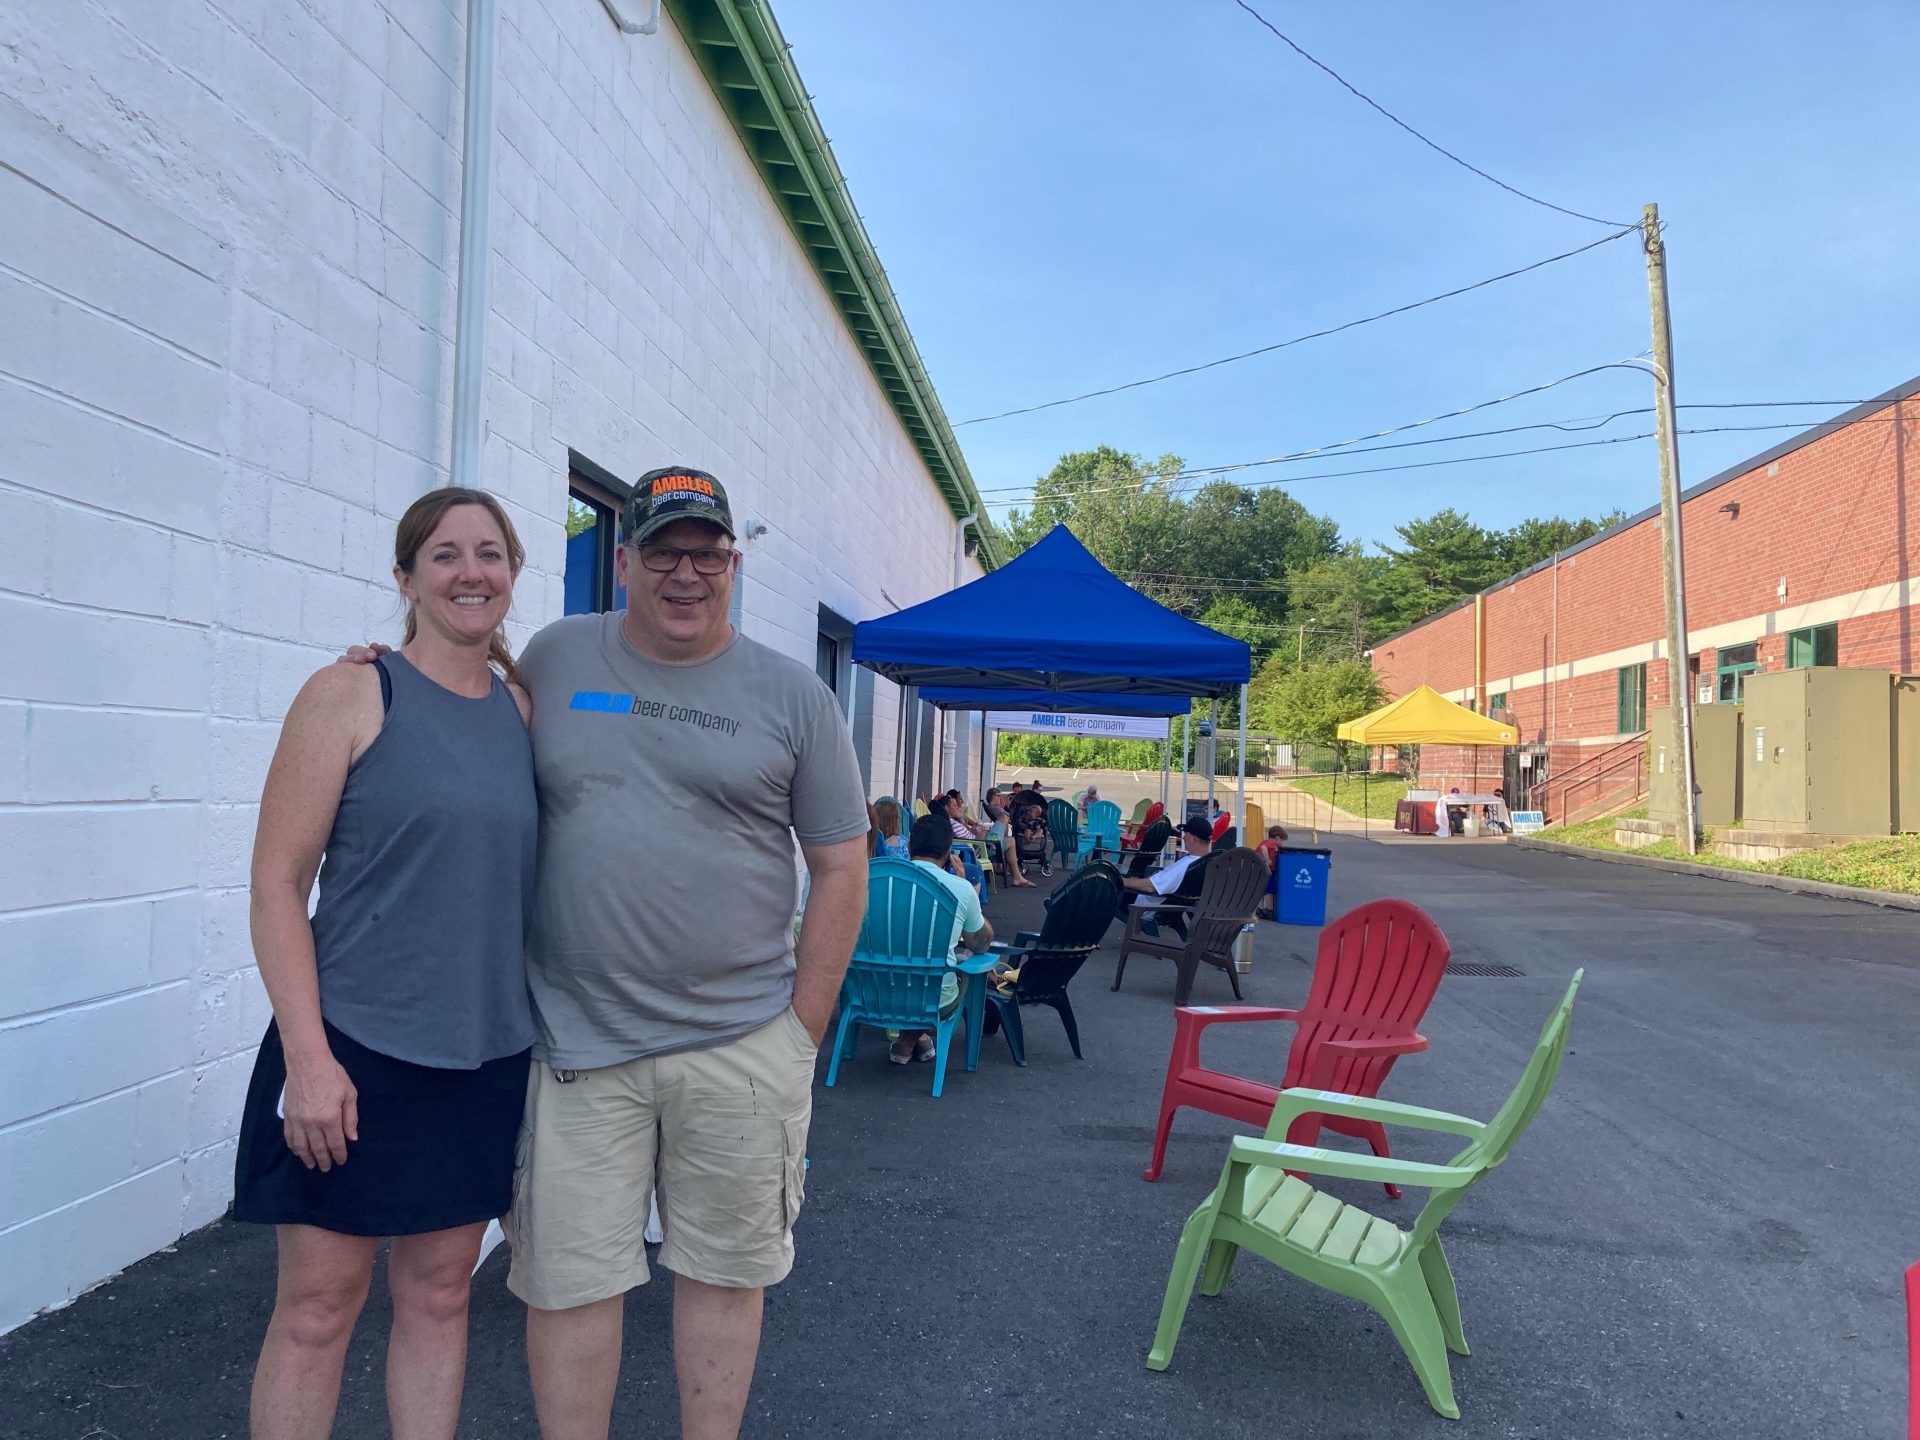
1147;972;1584;1420
826;858;993;1098
1046;798;1080;870
1083;799;1123;862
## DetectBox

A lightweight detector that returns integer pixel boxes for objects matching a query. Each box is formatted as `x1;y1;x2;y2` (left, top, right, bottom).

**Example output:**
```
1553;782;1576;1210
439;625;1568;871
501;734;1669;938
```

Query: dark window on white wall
564;461;628;615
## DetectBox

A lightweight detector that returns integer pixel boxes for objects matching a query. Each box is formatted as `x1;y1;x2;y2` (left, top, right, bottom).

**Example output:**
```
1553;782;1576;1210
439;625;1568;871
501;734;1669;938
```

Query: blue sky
774;1;1919;550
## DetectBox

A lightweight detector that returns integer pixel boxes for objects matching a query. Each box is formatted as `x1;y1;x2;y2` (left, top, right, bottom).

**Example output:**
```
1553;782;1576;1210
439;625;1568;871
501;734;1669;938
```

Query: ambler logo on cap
624;465;736;545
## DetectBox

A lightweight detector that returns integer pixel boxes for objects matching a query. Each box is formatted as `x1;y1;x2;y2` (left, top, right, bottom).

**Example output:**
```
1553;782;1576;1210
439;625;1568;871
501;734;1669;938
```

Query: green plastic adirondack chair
1147;971;1584;1420
1046;798;1080;869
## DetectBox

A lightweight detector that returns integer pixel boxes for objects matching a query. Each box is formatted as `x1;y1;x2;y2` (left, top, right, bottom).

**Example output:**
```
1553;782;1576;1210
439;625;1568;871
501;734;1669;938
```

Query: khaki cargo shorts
504;1007;816;1310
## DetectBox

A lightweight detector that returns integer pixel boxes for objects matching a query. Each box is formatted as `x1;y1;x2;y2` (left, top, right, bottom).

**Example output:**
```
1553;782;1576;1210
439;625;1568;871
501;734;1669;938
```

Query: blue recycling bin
1272;846;1332;926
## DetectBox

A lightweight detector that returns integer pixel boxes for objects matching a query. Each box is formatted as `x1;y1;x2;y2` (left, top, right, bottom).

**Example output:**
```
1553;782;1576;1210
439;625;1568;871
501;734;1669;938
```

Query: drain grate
1446;963;1526;977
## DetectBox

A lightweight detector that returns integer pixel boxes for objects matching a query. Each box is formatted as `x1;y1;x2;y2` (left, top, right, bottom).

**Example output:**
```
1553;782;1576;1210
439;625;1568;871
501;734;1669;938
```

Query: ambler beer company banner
985;711;1173;740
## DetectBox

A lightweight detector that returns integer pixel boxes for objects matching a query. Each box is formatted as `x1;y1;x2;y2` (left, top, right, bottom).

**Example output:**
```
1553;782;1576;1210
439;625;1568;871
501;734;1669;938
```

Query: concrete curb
1511;837;1920;911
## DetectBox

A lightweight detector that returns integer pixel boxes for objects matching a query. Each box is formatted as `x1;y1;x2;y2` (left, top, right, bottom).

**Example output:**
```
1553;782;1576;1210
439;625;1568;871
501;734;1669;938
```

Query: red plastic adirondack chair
1121;801;1165;849
1908;1259;1919;1440
1142;898;1450;1195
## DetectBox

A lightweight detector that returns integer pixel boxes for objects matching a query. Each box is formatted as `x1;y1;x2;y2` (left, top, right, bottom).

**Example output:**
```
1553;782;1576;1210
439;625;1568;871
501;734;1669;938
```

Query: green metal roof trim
664;0;1001;568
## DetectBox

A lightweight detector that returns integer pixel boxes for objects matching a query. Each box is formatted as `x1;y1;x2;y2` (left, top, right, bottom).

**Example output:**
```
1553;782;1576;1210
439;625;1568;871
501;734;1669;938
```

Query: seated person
930;793;987;901
894;814;994;1065
944;789;987;840
1009;784;1051;877
1077;784;1100;820
1120;818;1213;932
976;787;1030;888
1483;786;1512;835
873;798;909;859
1444;786;1467;835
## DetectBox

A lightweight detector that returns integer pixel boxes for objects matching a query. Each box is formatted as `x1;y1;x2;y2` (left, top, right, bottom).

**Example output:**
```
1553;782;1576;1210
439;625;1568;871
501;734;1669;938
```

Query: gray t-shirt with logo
519;613;868;1068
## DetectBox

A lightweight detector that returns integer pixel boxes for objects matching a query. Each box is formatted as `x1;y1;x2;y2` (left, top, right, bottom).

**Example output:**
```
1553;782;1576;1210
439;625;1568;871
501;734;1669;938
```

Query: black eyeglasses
632;543;736;575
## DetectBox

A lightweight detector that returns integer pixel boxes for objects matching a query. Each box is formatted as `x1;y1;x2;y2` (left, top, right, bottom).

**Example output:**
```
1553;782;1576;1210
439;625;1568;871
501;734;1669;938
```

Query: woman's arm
248;665;382;1172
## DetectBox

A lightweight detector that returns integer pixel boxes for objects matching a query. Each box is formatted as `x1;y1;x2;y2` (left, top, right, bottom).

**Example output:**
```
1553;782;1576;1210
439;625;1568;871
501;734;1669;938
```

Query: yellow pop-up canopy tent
1337;684;1518;746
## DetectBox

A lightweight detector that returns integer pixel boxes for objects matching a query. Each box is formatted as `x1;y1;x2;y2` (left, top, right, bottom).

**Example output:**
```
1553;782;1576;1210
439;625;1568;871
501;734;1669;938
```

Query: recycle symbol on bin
1293;867;1313;887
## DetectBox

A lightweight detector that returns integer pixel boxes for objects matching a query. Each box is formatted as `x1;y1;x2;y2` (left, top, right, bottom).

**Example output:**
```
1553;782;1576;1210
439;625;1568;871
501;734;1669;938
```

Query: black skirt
232;1019;530;1237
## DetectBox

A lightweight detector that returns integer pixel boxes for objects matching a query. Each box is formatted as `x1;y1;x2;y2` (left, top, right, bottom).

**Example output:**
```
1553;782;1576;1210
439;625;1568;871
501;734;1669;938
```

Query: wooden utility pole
1644;203;1701;855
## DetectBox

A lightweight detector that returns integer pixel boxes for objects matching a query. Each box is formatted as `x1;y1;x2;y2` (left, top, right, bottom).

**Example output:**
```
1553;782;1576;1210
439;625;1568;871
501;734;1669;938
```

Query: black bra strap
375;655;392;715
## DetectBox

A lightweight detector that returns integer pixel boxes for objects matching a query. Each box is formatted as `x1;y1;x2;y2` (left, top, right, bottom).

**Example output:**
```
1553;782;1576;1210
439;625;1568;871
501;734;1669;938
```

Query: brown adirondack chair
1142;898;1451;1194
1111;847;1268;1006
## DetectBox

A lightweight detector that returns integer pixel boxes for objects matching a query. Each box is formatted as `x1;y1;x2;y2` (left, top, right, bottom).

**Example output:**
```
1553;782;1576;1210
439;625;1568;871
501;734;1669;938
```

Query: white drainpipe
448;0;499;491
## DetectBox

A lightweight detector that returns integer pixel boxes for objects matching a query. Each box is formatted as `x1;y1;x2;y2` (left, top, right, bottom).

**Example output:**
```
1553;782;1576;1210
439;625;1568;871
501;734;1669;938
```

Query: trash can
1272;846;1332;926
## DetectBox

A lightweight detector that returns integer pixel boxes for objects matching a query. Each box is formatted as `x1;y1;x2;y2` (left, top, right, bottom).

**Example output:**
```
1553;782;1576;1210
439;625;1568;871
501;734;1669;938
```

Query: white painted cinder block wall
0;0;980;1333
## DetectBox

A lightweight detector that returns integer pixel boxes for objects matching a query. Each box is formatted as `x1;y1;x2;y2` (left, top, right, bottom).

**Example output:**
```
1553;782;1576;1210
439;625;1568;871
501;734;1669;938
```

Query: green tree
1374;508;1503;631
1250;654;1385;767
1004;447;1189;608
1004;446;1344;666
1288;545;1391;652
1497;510;1628;572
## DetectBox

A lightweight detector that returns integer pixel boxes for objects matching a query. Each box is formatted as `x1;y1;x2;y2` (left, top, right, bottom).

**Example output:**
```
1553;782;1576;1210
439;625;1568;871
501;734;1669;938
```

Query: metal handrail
1544;735;1650;824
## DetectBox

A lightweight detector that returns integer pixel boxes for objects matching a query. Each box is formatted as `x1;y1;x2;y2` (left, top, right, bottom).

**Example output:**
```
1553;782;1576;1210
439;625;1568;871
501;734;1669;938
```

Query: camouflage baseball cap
623;465;736;545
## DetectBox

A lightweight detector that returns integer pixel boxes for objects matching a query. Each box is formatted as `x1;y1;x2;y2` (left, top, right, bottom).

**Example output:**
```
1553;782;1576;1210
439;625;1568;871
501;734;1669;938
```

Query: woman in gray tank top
233;488;537;1440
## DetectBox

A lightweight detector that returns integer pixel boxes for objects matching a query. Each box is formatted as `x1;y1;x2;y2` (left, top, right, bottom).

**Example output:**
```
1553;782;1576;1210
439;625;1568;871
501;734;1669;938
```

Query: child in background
1255;824;1288;920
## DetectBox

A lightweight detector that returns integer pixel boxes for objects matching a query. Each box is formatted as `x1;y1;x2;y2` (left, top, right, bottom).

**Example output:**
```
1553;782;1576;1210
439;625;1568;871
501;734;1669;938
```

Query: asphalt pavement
5;836;1917;1438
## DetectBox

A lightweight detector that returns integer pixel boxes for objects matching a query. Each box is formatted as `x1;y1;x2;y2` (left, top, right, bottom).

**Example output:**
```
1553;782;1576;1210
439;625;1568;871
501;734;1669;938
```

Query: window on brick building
1716;643;1758;703
1616;663;1647;734
1786;622;1838;669
1488;691;1508;716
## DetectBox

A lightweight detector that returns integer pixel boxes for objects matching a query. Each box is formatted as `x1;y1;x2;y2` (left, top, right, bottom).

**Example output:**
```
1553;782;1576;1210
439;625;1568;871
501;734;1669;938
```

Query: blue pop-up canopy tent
854;525;1254;830
854;526;1250;696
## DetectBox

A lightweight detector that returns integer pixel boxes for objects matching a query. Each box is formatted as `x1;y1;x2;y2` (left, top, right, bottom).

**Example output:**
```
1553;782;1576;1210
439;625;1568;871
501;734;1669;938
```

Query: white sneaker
911;1034;936;1063
888;1036;914;1065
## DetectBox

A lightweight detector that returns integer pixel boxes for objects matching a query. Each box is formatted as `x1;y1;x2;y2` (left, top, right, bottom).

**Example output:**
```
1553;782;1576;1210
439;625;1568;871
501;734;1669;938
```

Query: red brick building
1372;375;1918;805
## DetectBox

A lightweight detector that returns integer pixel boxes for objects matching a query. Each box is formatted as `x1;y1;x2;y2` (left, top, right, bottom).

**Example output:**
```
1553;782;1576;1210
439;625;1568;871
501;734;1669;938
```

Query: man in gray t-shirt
503;465;869;1440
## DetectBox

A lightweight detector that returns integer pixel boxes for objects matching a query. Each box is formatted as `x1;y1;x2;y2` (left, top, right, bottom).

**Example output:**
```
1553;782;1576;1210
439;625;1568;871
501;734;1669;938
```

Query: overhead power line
1233;0;1636;229
973;392;1894;503
953;226;1639;426
971;359;1647;496
979;416;1903;512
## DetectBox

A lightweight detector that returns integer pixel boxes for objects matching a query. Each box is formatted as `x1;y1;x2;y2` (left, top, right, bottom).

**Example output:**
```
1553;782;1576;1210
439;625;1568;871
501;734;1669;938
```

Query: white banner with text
985;710;1173;740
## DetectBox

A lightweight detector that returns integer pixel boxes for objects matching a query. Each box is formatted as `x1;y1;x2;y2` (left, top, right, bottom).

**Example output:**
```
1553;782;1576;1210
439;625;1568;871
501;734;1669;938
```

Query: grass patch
1538;812;1920;895
1773;836;1920;893
1289;774;1409;821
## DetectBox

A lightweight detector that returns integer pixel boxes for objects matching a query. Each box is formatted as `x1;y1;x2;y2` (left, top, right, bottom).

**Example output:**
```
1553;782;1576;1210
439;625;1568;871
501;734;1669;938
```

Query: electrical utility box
1648;702;1742;828
1739;668;1891;835
1895;675;1919;833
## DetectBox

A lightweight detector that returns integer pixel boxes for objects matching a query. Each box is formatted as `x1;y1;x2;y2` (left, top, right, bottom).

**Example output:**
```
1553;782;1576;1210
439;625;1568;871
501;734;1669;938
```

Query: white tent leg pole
1207;698;1219;808
1179;715;1189;820
1237;685;1248;845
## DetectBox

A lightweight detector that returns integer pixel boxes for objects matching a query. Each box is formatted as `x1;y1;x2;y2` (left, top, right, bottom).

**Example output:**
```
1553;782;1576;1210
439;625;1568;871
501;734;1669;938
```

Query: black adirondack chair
983;866;1122;1063
1118;817;1175;917
1112;847;1267;1005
